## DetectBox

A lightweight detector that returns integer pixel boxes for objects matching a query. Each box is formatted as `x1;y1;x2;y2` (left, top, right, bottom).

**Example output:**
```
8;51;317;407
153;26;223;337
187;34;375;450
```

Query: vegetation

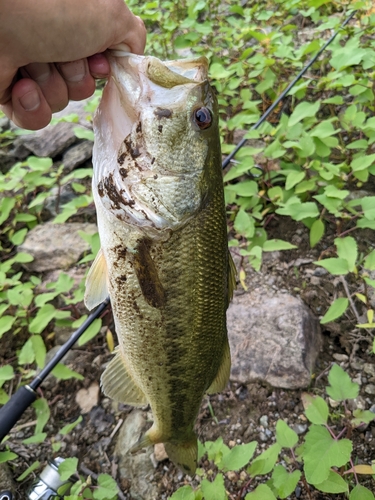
1;0;375;497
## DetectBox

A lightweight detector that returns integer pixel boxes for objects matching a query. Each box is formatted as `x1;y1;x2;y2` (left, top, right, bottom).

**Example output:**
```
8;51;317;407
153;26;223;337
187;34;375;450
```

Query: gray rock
62;141;93;172
44;183;78;217
115;410;159;500
12;121;77;158
292;424;308;435
228;292;322;389
259;415;268;427
18;222;97;272
365;384;375;395
0;462;15;493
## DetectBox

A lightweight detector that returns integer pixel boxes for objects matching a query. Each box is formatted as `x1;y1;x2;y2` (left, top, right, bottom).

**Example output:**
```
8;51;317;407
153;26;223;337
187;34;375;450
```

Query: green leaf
29;304;56;334
314;470;349;494
351;409;375;427
10;228;28;245
335;236;357;272
0;316;16;338
93;473;119;500
52;363;84;380
234;210;255;239
169;485;195;500
58;457;78;482
303;425;352;484
269;465;301;499
289;101;320;127
275;420;298;448
13;252;34;263
18;338;35;365
313;258;349;275
285;170;305;190
17;460;41;481
220;441;257;471
201;473;227;500
310;219;324;248
59;416;83;435
350;484;375;500
301;394;328;425
248;443;281;477
351;153;375;172
0;451;18;463
0;365;14;385
245;484;277;500
32;397;50;434
262;240;297;252
276;201;319;221
31;335;46;369
320;298;349;324
78;318;102;346
326;364;359;401
73;127;94;141
22;432;47;444
233;180;258;197
0;197;16;225
364;250;375;270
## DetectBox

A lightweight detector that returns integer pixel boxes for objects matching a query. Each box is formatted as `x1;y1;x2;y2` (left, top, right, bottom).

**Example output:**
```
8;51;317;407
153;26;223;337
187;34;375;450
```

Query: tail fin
164;438;198;475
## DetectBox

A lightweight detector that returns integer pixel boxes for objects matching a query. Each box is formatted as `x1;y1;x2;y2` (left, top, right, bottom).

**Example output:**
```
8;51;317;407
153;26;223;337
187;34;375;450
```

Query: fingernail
19;90;40;111
26;62;51;82
59;59;86;82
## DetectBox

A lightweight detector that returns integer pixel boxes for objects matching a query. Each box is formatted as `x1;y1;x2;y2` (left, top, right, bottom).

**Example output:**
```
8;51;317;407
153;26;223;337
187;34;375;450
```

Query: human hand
0;0;146;130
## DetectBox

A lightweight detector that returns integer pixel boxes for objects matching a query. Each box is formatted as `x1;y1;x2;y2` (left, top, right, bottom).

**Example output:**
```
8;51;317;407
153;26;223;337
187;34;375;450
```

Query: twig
10;420;37;433
79;464;127;500
109;418;123;439
340;276;361;324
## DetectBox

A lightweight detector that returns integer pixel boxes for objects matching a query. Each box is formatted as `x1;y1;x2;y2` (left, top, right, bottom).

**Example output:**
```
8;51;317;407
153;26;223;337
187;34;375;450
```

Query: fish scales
85;52;234;474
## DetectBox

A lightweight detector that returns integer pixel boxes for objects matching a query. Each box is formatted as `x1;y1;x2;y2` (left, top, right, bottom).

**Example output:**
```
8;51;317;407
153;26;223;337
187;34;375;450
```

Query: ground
3;212;375;499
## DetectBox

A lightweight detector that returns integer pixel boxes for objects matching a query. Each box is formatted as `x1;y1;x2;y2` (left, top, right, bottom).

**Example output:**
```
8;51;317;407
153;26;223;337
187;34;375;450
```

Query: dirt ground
2;208;375;499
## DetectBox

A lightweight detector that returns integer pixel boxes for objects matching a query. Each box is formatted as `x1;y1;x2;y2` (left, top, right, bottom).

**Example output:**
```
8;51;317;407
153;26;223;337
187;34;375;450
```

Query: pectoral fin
101;350;148;406
206;340;231;394
84;248;109;310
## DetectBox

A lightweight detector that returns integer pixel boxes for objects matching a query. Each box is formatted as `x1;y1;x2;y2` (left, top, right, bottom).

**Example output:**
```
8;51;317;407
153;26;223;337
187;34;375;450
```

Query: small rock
62;141;93;172
228;292;322;389
0;462;16;493
333;353;349;362
76;383;100;414
313;267;328;277
154;443;168;462
292;424;307;435
363;363;375;377
18;222;97;271
13;121;77;158
115;410;159;500
350;357;365;371
310;276;321;286
365;384;375;395
328;397;340;408
259;415;268;427
259;431;268;442
227;471;237;481
369;404;375;414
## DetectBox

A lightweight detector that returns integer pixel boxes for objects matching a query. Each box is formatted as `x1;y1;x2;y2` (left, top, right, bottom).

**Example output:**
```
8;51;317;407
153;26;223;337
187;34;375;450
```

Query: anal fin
206;339;231;394
84;248;109;310
101;350;148;406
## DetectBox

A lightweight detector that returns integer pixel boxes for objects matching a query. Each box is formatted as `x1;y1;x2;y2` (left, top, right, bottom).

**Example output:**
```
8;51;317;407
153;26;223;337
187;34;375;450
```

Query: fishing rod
222;8;357;169
0;298;110;443
0;8;357;443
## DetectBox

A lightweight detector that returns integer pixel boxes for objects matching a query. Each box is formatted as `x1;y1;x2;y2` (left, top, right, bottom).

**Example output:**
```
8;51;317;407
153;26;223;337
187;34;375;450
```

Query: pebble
365;384;375;395
259;432;268;442
333;353;349;362
369;404;375;414
293;424;307;435
328;397;340;408
259;415;269;427
310;276;321;286
313;267;328;277
363;363;375;377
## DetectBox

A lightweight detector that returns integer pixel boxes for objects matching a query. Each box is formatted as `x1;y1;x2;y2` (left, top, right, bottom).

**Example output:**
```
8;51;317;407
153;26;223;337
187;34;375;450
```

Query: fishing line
0;8;358;442
222;9;357;169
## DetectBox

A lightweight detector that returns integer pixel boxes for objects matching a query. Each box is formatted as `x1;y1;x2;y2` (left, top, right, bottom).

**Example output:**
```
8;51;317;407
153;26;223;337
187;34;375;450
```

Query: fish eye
193;106;212;130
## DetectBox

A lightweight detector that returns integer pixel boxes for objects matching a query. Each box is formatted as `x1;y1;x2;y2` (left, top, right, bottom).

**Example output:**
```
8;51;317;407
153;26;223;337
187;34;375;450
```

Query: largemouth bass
84;51;235;474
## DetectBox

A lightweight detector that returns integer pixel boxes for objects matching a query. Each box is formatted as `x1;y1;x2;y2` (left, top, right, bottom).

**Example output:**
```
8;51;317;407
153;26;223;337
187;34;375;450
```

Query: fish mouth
107;49;209;86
